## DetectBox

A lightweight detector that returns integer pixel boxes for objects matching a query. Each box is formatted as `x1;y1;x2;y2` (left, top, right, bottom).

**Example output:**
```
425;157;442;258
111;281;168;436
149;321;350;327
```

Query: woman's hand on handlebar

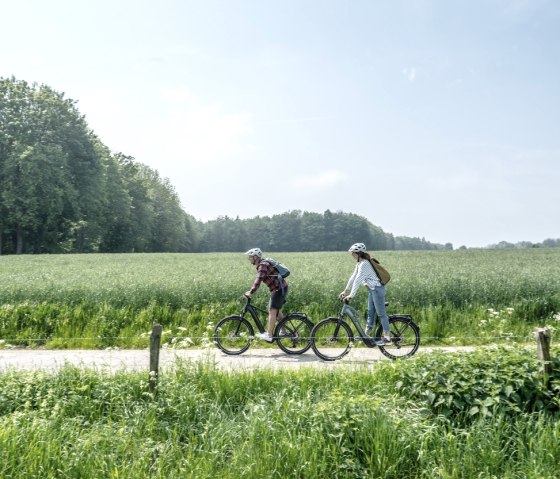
338;292;351;303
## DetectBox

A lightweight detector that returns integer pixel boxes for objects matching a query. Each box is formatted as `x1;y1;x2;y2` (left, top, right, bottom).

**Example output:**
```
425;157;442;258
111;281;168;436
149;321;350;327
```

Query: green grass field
1;347;559;478
1;250;560;477
1;249;559;348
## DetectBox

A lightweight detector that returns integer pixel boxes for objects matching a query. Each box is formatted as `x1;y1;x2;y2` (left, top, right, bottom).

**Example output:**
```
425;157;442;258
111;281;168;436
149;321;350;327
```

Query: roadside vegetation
1;347;559;478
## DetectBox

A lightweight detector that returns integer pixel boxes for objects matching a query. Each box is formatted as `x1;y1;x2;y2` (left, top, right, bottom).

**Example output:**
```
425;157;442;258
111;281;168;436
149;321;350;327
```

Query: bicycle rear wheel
376;316;420;359
213;315;254;355
311;317;353;361
275;314;313;355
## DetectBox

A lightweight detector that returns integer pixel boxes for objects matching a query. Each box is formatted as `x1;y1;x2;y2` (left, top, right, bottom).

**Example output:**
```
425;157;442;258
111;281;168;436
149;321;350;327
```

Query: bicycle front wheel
213;315;254;355
376;316;420;359
275;314;313;355
311;318;353;361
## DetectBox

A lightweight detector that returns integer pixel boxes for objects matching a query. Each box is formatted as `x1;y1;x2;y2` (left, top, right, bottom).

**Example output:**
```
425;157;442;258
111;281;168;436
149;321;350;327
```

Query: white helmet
245;247;263;257
348;243;367;253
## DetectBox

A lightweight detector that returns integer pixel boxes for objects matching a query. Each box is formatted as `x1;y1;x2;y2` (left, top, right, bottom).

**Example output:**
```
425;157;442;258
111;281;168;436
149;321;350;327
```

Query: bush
393;346;560;420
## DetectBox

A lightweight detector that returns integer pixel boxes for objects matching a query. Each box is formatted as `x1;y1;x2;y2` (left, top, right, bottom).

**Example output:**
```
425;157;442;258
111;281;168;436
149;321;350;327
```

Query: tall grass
1;348;559;478
1;249;559;348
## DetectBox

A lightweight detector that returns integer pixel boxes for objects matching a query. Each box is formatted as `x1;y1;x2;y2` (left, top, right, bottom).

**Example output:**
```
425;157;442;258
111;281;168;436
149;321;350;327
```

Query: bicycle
310;300;420;361
213;296;313;355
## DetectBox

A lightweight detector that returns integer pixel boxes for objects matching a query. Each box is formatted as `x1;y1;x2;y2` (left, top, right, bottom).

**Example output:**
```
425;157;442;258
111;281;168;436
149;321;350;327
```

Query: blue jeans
366;285;390;334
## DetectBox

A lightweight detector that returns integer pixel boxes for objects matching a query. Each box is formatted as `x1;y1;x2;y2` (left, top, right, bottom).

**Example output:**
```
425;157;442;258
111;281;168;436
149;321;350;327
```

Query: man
243;247;288;342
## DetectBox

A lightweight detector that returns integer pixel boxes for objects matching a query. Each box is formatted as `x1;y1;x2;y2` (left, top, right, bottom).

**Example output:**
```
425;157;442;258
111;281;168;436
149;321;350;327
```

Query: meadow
0;248;559;348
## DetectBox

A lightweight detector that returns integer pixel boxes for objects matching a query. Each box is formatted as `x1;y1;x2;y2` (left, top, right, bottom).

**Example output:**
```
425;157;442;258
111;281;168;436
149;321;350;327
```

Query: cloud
402;67;417;82
79;85;255;170
153;86;255;168
256;115;337;125
503;0;547;16
165;107;253;167
161;86;196;104
289;169;349;190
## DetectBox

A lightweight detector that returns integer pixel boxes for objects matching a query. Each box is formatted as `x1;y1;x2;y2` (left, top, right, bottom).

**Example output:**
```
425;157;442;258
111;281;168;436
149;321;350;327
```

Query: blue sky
2;0;559;248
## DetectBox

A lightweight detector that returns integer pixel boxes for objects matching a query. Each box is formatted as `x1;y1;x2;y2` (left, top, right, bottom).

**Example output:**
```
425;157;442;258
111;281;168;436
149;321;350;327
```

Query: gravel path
0;346;476;372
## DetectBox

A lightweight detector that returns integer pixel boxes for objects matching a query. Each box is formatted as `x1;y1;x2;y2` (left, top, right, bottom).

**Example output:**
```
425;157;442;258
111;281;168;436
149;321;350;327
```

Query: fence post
149;323;163;393
535;327;552;376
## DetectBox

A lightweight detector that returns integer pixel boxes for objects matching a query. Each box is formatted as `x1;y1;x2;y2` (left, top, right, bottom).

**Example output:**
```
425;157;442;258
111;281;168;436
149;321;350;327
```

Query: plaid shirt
249;259;288;294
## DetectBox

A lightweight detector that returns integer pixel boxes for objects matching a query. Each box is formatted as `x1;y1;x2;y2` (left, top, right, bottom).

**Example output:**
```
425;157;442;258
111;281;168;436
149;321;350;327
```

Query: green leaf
468;406;479;416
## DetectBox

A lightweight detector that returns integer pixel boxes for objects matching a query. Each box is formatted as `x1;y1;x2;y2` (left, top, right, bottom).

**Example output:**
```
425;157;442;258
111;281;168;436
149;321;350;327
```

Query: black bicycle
213;297;313;355
310;301;420;361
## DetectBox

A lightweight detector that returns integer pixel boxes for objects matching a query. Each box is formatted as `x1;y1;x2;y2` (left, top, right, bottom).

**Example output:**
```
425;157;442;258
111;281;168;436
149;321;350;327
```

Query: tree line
486;239;560;249
1;77;451;255
194;211;451;252
2;77;555;254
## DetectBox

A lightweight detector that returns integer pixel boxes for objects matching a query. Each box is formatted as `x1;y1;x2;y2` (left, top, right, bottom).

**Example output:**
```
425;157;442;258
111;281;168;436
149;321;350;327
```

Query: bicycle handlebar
242;294;252;303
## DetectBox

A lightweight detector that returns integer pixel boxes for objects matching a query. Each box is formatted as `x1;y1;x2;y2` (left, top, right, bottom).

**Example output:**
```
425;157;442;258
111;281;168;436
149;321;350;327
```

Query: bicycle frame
240;298;269;334
338;303;378;348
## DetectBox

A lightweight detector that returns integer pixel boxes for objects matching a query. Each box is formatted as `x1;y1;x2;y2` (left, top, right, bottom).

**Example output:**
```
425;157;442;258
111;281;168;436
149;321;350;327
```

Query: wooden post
536;328;552;376
149;323;163;393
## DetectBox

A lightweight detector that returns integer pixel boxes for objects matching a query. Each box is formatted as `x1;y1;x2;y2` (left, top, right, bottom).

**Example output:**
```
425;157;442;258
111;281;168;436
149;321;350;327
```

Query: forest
0;77;555;254
0;77;453;254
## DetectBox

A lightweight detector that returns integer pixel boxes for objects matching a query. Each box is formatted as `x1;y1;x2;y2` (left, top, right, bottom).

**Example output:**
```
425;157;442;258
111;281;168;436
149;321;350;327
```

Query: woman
339;243;391;345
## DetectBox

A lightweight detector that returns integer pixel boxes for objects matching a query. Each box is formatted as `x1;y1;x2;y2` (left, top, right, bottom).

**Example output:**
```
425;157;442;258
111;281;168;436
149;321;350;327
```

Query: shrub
393;346;560;420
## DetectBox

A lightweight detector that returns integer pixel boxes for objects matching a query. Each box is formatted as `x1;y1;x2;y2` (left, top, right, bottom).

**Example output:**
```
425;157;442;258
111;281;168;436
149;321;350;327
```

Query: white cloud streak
289;169;349;190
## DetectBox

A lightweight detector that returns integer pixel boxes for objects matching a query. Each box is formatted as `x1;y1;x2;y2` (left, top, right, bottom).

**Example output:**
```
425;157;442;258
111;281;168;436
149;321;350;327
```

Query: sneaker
374;337;392;346
365;328;372;337
256;332;273;343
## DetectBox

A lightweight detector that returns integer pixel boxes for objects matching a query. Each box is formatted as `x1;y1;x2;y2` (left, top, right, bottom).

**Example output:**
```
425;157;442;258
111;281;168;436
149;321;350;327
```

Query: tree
542;238;560;248
269;210;302;251
1;77;195;254
133;163;191;252
97;151;135;252
2;144;73;253
300;212;325;251
1;77;104;253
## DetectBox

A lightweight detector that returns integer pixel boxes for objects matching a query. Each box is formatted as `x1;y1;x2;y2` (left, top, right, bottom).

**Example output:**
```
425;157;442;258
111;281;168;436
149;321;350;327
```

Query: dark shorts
269;286;288;310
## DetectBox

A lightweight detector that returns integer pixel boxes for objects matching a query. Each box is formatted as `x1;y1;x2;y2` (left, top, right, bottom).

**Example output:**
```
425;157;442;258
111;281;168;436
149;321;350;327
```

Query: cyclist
243;247;288;342
339;243;391;345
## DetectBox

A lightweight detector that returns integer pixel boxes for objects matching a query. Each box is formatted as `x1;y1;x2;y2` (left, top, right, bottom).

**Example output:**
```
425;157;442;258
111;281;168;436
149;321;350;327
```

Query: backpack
263;257;290;278
369;257;391;285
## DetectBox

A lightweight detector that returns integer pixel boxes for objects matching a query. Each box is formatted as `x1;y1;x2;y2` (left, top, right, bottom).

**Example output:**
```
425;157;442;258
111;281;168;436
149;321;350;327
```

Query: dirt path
0;346;476;372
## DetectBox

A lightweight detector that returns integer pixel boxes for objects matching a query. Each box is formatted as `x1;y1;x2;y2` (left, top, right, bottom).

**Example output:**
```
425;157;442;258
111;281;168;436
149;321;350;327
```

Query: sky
1;0;559;248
